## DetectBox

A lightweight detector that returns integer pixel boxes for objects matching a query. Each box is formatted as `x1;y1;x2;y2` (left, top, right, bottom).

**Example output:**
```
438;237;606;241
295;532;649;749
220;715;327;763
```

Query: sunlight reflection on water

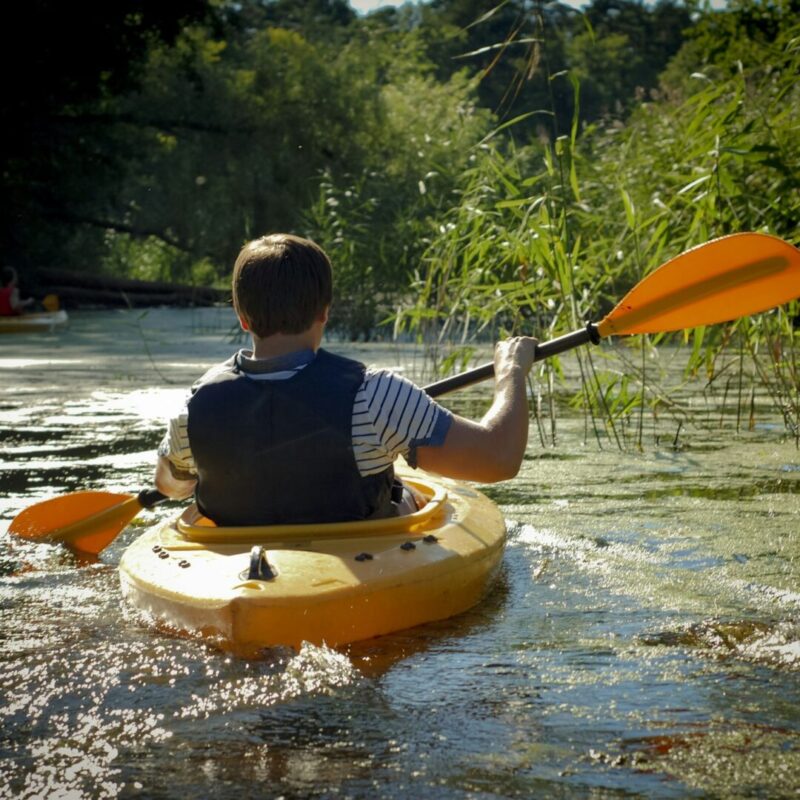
1;308;799;799
86;388;189;421
0;358;87;369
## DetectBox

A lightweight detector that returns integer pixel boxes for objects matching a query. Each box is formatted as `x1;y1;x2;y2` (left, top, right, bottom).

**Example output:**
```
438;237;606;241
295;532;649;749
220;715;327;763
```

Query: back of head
232;234;332;338
1;266;17;287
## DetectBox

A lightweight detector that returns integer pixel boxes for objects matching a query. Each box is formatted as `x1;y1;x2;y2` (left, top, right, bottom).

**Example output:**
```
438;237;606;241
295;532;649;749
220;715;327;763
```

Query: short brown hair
232;234;332;338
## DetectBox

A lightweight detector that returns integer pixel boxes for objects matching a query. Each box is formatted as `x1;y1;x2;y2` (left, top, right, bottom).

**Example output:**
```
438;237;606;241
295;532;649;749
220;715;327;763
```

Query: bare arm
155;454;198;500
10;288;33;312
415;336;537;483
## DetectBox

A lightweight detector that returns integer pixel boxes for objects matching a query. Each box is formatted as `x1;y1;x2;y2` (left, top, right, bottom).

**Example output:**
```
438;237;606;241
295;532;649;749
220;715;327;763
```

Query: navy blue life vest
186;349;395;526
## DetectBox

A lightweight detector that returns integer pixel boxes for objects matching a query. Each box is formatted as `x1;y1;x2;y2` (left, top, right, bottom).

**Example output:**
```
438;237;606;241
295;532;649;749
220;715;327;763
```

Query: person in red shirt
0;267;34;316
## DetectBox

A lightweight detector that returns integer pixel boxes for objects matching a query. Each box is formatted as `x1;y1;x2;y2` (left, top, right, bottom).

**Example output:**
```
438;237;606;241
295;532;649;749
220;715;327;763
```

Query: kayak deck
119;468;506;652
0;310;68;333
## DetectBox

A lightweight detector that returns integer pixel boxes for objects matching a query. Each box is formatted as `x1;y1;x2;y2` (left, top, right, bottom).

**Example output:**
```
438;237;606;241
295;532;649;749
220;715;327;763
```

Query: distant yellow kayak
119;465;506;653
0;309;68;333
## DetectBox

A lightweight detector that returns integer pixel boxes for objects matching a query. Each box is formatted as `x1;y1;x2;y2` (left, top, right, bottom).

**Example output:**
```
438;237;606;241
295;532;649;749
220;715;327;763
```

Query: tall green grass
399;13;800;446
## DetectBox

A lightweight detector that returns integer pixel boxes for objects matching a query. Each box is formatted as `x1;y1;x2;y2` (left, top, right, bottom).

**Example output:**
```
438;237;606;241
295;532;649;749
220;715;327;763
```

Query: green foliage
109;22;387;271
101;233;221;286
304;67;494;338
0;0;215;271
4;0;697;298
661;0;799;92
567;31;638;119
425;0;690;134
403;0;800;442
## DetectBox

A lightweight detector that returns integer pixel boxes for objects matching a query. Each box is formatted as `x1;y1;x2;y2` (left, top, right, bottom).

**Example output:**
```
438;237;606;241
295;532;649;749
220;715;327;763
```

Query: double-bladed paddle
8;231;800;555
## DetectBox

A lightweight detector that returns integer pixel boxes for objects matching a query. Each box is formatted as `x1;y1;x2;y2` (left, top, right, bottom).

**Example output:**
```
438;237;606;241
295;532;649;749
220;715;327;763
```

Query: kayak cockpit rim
175;477;448;544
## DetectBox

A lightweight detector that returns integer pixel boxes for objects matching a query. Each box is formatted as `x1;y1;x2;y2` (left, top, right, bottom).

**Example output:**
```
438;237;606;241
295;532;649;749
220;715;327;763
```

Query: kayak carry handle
248;546;277;581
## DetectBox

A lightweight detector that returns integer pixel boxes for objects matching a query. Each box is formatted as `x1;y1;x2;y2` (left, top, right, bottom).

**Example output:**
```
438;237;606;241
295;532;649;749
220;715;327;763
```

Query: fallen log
30;267;229;308
46;286;229;308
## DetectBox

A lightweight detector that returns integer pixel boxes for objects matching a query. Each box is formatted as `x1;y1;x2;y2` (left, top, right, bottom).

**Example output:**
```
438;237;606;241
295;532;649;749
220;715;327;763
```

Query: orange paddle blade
598;233;800;336
9;491;142;555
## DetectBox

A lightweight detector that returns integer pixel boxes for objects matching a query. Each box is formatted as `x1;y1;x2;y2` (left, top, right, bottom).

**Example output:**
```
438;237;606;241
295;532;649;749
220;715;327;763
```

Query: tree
110;22;389;274
1;1;215;271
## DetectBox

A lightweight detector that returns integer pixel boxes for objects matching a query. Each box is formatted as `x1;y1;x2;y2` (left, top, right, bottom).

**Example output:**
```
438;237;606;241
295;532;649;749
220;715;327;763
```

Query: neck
250;328;322;360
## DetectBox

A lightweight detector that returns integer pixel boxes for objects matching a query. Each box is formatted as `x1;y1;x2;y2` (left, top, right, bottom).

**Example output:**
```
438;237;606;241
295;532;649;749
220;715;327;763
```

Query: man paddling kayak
155;234;537;525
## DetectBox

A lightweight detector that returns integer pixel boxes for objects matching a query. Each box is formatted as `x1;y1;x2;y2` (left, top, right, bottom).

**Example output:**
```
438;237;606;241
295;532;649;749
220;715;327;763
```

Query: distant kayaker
0;267;34;316
155;234;538;525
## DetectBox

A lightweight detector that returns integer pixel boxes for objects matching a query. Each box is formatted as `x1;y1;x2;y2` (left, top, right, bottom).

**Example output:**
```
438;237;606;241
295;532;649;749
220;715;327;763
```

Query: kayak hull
119;467;506;652
0;310;68;333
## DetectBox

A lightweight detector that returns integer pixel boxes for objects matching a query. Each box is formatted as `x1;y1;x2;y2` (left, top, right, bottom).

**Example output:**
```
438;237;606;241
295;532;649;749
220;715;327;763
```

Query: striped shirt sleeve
352;368;452;476
157;396;197;477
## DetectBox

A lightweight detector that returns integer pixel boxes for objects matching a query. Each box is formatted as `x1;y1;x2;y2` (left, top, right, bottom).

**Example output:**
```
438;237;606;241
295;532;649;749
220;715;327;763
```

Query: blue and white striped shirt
158;349;452;477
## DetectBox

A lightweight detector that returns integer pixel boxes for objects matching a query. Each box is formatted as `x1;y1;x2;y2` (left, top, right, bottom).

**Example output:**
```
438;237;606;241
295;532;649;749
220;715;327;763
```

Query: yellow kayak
118;466;506;653
0;309;68;333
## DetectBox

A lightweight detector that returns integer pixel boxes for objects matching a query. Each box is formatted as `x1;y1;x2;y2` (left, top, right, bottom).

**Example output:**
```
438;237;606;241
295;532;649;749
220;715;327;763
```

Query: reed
399;13;800;445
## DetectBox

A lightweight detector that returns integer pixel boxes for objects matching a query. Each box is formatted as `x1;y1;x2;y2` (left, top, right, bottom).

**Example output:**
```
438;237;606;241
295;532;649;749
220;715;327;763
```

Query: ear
319;305;330;325
239;317;249;332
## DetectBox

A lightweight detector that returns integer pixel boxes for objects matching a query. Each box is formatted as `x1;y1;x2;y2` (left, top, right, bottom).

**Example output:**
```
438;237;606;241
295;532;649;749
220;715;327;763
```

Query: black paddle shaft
423;323;600;399
137;488;169;508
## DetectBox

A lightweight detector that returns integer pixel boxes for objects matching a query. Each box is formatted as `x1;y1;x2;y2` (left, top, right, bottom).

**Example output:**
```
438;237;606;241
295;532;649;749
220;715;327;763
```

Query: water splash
178;643;362;720
641;617;800;670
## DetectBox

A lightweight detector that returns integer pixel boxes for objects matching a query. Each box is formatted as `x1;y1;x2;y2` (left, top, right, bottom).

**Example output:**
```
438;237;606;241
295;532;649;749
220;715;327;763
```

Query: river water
1;308;799;799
